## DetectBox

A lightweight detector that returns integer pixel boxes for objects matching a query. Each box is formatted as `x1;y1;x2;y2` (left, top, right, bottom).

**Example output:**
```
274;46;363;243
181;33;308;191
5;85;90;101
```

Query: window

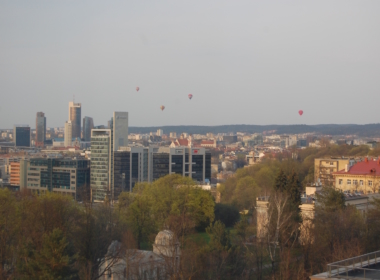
339;179;343;185
330;162;334;165
347;179;351;185
360;180;364;186
369;180;373;186
353;180;358;185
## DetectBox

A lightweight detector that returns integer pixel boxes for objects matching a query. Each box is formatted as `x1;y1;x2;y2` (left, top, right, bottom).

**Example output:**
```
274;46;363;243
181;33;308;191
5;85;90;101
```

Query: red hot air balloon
136;87;140;92
160;105;165;111
188;94;193;100
298;110;303;116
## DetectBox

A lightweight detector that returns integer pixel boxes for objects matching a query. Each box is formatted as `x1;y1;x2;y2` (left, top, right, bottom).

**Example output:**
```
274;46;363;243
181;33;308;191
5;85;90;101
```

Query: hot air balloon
160;105;165;111
298;110;303;116
188;94;193;100
136;87;140;92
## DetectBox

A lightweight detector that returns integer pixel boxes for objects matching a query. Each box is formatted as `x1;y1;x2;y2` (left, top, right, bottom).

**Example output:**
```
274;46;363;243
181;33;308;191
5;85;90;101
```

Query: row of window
339;179;374;186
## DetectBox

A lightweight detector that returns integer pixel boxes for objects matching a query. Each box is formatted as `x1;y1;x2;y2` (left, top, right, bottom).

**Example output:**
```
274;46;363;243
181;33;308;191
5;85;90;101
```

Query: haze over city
1;0;380;128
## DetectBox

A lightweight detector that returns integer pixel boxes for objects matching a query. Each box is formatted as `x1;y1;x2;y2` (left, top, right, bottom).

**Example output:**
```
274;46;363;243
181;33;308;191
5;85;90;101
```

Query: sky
1;0;380;129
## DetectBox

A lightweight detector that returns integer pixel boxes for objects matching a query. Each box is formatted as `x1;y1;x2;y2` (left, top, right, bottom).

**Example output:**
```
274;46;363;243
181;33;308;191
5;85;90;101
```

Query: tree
17;228;75;279
214;204;240;228
274;169;287;192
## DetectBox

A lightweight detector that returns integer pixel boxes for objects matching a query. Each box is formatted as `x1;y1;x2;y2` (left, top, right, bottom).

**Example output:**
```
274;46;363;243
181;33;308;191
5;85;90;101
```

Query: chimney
365;157;369;163
378;156;380;165
345;164;350;172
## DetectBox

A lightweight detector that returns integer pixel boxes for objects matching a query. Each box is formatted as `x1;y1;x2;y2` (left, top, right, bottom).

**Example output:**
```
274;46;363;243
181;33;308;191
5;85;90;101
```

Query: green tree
17;228;75;280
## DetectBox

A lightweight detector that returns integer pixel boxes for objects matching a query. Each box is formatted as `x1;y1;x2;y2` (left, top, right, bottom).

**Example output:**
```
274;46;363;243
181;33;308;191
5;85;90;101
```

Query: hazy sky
1;1;379;129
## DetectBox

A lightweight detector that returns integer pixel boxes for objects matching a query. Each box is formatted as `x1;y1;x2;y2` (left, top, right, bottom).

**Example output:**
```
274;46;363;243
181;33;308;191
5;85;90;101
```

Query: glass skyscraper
82;116;94;142
35;112;46;147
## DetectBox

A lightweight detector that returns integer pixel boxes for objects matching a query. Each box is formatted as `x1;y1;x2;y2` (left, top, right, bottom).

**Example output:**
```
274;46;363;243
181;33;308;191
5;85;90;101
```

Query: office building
64;121;72;147
82;116;94;142
223;135;238;144
157;129;163;136
13;125;30;147
112;112;128;152
113;146;150;197
69;102;81;138
152;146;211;182
35;112;46;147
25;158;90;200
90;129;112;202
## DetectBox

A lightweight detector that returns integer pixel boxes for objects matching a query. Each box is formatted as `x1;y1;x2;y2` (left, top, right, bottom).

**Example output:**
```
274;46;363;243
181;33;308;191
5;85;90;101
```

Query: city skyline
1;1;380;128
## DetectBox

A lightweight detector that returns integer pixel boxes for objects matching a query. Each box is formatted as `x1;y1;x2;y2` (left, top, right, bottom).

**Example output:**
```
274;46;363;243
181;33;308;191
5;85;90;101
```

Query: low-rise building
333;157;380;194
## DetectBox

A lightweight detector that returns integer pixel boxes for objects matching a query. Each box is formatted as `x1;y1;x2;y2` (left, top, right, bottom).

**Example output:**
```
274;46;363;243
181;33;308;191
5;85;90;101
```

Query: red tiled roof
177;139;189;146
201;140;214;145
334;159;380;175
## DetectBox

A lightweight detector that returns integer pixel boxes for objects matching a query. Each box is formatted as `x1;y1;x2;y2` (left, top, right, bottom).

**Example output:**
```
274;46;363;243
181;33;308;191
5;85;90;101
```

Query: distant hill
129;124;380;137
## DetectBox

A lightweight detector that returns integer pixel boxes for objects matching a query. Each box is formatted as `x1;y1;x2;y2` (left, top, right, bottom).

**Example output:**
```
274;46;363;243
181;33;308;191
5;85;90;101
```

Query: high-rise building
112;112;128;152
90;129;112;202
35;112;46;147
69;102;81;138
64;121;72;147
82;116;94;142
24;158;90;200
90;112;129;202
157;129;163;136
13;125;30;147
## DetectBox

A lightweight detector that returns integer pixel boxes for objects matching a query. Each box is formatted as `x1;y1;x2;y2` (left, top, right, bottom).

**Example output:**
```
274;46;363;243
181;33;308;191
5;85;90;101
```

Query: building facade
314;157;354;186
13;126;30;147
152;147;211;183
64;121;72;147
25;158;90;200
35;112;46;147
69;102;81;139
333;157;380;194
90;129;112;202
10;162;20;186
82;116;94;142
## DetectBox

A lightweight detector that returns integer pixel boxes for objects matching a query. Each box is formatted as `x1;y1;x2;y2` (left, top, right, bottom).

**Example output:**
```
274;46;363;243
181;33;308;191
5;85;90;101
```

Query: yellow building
314;157;353;186
333;157;380;194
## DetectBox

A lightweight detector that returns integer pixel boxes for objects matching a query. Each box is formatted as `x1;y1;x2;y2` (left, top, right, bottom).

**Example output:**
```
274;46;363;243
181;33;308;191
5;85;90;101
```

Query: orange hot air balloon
188;94;193;100
298;110;303;116
136;87;140;92
160;105;165;111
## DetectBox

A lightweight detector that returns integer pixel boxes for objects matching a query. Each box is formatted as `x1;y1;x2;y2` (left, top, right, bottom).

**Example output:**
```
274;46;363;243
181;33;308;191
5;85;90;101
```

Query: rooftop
334;157;380;176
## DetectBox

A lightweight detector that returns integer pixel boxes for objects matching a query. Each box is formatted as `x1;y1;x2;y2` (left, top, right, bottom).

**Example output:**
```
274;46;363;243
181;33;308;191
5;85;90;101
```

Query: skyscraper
69;102;81;138
35;112;46;147
90;111;129;202
112;112;128;151
82;116;94;142
90;129;112;202
13;125;30;147
64;121;72;147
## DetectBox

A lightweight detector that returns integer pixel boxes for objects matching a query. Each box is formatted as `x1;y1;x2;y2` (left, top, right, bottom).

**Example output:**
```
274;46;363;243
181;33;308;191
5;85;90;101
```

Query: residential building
314;157;354;186
157;129;163;136
169;132;177;138
82;116;94;142
13;125;30;147
10;162;20;186
64;121;72;147
223;135;238;144
25;158;90;200
333;157;380;194
68;101;81;138
35;112;46;147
